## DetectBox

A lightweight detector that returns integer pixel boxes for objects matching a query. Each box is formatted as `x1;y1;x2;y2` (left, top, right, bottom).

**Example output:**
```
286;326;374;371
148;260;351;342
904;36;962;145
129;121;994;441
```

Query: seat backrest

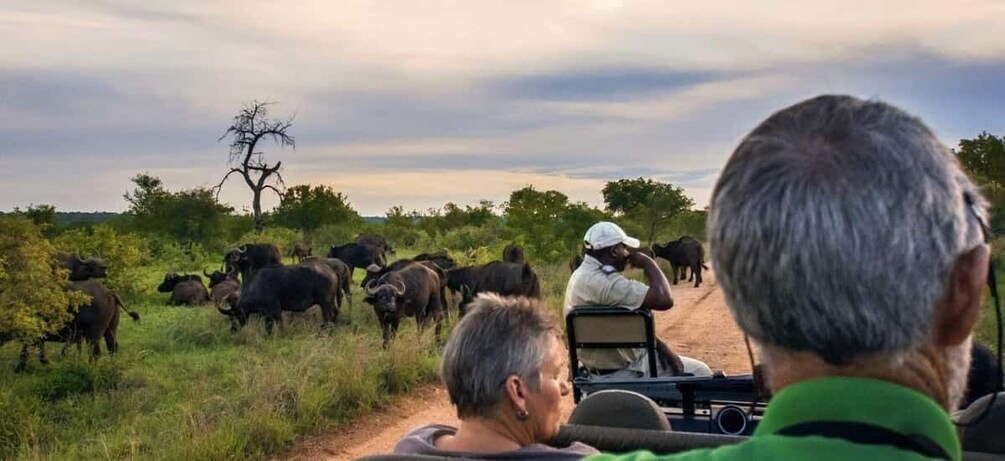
569;389;671;430
957;391;1005;454
566;307;658;401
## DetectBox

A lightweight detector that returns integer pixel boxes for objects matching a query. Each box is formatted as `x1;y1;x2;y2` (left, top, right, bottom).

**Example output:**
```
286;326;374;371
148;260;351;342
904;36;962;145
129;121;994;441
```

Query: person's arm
629;252;673;311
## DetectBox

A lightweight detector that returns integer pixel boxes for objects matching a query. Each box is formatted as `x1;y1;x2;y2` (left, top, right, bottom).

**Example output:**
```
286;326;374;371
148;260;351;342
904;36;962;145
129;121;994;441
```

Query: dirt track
277;269;750;460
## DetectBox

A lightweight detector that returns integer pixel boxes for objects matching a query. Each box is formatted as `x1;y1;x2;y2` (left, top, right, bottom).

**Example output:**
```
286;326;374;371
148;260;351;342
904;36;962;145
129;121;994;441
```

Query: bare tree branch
212;168;245;199
216;100;295;231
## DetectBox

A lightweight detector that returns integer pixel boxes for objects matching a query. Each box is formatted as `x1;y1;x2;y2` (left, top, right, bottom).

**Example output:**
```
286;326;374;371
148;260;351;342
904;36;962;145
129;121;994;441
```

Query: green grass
0;257;445;460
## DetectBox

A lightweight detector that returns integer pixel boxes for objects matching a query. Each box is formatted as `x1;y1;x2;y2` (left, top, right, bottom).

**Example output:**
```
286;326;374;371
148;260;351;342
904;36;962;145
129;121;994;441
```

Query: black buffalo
445;261;541;314
218;263;341;334
413;251;457;270
56;252;108;281
204;269;241;309
653;236;708;287
8;280;140;371
364;262;444;348
157;273;210;306
502;244;525;264
301;257;353;307
328;243;385;278
224;243;282;284
290;242;312;263
357;233;394;256
569;254;584;273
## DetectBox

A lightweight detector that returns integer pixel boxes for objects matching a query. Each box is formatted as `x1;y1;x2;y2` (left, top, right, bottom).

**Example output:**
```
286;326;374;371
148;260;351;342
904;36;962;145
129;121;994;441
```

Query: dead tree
215;100;295;231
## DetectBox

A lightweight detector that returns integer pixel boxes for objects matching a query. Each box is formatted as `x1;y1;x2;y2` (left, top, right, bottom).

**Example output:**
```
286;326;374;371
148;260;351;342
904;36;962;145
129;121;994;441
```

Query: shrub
53;224;151;300
234;227;302;256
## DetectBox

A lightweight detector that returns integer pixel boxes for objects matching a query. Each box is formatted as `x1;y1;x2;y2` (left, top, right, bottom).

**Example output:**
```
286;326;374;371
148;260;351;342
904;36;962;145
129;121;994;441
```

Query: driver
564;221;713;378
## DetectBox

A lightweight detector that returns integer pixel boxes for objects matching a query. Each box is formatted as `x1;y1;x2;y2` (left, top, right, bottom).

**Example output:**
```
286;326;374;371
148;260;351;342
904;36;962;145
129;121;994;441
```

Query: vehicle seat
569;389;671;431
956;392;1005;454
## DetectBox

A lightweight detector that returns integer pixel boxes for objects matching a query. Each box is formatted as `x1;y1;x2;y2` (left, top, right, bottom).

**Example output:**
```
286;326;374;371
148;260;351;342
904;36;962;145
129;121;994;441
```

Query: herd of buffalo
3;233;709;370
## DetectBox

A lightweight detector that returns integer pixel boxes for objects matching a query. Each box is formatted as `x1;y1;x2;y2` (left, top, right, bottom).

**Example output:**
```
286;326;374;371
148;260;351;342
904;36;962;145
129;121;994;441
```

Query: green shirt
587;377;960;461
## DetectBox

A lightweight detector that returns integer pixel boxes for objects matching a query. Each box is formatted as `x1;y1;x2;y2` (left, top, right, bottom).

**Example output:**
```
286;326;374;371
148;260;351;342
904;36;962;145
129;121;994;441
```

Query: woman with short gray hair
394;293;597;459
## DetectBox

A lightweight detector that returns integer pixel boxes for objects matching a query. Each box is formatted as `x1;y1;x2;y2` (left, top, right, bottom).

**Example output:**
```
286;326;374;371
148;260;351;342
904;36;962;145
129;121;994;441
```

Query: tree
12;204;57;237
215;100;295;231
0;217;88;343
124;174;232;249
602;178;695;245
271;184;361;237
956;131;1005;192
956;132;1005;234
504;187;573;261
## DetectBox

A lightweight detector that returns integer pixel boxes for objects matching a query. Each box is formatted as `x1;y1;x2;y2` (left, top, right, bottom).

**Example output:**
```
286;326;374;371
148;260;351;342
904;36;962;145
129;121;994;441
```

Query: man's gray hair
708;95;987;365
440;293;558;419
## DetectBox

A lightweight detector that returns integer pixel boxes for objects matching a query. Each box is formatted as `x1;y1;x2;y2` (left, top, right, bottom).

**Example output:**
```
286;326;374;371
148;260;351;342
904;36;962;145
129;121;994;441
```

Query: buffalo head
216;291;245;332
158;272;181;293
363;277;406;320
204;268;234;288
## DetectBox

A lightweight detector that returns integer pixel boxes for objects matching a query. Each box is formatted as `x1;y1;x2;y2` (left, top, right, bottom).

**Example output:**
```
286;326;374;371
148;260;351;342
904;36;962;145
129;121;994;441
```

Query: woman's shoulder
516;441;599;459
394;424;458;455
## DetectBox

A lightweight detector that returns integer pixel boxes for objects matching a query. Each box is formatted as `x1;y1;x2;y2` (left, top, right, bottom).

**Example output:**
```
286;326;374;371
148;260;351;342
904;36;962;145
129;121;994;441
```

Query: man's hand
628;250;654;269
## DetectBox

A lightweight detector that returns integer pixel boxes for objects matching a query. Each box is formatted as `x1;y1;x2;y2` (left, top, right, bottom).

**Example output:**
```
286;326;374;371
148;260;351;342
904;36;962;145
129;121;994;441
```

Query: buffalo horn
364;278;380;295
203;268;212;278
391;280;406;296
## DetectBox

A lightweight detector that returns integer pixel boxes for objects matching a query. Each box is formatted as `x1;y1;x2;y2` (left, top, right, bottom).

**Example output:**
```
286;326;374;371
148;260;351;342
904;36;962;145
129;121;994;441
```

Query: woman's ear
503;375;528;412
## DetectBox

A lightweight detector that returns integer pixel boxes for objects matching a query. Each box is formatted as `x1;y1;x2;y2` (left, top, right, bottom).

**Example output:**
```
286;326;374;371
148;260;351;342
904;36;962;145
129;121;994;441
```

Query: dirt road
277;270;750;460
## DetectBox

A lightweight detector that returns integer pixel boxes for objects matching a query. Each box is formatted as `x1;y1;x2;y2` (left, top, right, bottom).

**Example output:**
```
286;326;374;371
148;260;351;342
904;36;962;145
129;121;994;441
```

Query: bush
234;227;303;256
436;224;503;251
53;224;151;300
312;224;358;250
0;389;42;459
31;360;125;402
152;240;216;273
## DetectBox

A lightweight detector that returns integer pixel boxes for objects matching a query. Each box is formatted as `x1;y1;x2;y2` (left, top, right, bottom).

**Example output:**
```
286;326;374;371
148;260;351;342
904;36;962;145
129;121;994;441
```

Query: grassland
0;252;584;461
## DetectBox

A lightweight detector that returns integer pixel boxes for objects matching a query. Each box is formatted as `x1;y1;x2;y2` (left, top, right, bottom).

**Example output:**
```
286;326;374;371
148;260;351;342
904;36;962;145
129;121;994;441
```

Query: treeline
7;175;707;268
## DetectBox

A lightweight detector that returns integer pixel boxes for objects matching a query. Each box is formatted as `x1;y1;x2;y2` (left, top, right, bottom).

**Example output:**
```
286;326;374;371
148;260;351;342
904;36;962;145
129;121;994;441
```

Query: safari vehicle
357;306;1004;460
565;307;766;436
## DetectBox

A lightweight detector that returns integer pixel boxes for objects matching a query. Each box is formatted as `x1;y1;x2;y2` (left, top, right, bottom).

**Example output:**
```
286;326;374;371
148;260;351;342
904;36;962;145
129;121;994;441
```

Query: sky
2;1;1004;216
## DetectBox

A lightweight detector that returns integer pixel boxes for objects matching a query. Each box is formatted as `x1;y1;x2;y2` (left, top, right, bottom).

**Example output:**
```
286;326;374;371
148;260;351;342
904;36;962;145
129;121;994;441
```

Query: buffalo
328;243;385;278
653;236;708;287
364;262;444;348
224;243;282;284
357;233;394;256
158;273;210;306
8;280;140;371
218;262;342;334
445;261;541;314
413;251;457;270
204;269;241;309
56;252;108;281
290;242;312;263
301;257;353;307
502;244;525;264
569;254;584;273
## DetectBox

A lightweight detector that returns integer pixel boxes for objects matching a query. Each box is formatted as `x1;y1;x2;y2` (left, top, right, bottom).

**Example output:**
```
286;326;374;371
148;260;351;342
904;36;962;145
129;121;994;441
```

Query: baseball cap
583;221;640;250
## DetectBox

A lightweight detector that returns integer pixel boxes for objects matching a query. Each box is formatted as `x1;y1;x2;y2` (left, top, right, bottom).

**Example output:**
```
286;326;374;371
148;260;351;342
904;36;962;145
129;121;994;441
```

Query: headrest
569;389;671;431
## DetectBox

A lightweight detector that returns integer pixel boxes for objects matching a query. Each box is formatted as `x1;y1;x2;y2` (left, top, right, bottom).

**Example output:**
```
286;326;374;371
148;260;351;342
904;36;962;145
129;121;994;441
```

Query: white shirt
563;255;651;371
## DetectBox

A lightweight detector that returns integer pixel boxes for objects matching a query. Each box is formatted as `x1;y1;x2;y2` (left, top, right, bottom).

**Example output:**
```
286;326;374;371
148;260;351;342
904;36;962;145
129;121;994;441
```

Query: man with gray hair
589;95;991;460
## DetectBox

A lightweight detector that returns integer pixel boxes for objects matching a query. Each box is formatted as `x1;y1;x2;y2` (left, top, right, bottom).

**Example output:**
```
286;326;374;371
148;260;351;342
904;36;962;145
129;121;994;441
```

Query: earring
516;409;530;421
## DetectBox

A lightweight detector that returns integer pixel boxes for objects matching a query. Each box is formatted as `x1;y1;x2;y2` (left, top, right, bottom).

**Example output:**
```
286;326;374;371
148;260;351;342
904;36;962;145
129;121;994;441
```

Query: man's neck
767;344;953;410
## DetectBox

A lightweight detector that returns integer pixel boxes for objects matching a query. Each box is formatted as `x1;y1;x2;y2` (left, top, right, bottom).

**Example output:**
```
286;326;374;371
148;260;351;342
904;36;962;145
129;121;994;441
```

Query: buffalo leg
16;344;30;372
264;316;277;335
104;329;118;354
692;264;702;288
670;265;680;284
38;342;49;365
89;337;101;360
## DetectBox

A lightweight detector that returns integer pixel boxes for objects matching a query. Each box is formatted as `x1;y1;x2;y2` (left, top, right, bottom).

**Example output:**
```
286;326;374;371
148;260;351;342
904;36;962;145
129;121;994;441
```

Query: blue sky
2;1;1004;215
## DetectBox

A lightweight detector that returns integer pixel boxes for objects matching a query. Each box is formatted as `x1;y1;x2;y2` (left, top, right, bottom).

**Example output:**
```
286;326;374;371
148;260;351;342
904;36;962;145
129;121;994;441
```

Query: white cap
583;221;640;250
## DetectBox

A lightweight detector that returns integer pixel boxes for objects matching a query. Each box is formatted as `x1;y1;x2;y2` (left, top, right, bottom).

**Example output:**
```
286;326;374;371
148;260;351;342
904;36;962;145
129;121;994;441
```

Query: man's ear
503;375;528;413
934;244;990;346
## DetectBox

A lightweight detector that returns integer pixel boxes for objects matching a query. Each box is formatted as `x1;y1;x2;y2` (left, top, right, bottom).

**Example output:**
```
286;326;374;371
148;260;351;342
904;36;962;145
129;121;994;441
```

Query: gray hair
708;95;987;365
440;293;557;419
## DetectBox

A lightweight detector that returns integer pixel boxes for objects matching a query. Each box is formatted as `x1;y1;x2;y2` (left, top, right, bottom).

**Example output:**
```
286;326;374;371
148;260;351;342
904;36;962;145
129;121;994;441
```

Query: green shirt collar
755;376;961;459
